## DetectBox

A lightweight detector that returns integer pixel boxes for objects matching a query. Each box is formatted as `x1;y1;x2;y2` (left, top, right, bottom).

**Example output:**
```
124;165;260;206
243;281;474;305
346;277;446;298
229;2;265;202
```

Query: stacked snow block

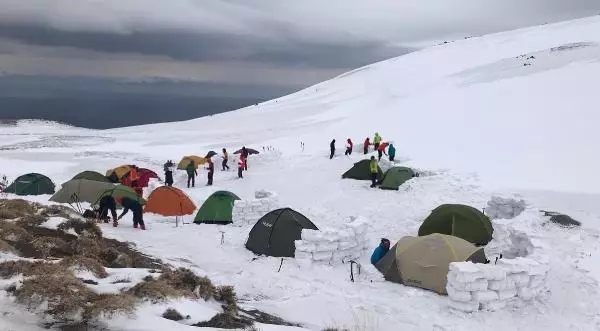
231;190;280;224
484;223;535;259
294;217;369;266
486;196;526;220
446;258;550;312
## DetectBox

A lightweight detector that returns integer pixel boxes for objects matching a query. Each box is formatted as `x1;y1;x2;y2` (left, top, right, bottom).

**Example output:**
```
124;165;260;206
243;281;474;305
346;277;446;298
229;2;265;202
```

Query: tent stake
277;258;284;272
220;231;225;245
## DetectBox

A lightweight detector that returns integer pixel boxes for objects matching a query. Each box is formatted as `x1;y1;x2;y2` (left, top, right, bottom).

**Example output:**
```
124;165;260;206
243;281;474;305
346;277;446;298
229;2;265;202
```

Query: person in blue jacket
371;238;391;265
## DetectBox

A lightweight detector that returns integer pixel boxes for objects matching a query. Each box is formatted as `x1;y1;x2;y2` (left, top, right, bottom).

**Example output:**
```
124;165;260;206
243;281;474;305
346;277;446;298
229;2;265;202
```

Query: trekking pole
278;258;284;272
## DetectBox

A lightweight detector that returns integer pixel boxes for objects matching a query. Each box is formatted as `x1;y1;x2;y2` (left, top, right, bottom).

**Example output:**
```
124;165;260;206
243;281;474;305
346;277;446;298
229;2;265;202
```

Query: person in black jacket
329;139;336;159
116;197;145;230
97;195;117;224
163;160;174;187
206;158;214;186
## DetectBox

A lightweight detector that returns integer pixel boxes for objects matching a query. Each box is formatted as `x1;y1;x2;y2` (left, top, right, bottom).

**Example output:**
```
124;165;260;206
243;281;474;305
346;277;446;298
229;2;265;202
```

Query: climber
371;238;391;265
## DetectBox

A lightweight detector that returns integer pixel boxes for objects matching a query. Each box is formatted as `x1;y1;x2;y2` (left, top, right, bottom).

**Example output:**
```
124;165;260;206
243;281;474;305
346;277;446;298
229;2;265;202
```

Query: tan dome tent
375;234;486;294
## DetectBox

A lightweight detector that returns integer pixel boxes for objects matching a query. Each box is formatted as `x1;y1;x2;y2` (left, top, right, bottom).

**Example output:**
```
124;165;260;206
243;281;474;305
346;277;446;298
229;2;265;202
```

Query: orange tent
144;186;196;216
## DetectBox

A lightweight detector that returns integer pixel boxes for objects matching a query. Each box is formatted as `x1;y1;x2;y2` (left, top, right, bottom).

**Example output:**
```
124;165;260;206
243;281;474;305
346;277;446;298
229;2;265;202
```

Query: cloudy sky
0;1;598;127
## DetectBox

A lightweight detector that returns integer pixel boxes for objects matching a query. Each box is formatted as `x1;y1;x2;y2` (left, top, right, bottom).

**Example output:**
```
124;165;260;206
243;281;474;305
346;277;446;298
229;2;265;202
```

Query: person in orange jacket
128;165;140;187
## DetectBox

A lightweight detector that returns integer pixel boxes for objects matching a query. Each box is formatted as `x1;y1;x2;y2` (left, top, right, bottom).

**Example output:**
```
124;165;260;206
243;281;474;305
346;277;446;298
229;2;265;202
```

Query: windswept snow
1;15;600;331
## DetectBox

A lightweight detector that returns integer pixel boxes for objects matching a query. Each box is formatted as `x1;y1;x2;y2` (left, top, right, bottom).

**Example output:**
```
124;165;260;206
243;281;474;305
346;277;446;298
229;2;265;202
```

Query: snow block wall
486;196;526;220
294;217;369;266
232;190;280;224
446;257;550;312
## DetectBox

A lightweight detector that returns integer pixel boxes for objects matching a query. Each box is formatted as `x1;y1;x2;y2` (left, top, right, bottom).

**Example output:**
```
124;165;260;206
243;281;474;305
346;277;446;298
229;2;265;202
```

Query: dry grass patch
161;268;215;301
72;236;102;259
127;279;183;303
0;220;32;242
215;286;237;313
0;238;16;253
15;272;95;320
0;199;36;219
0;260;63;279
61;256;108;279
82;293;136;320
32;237;69;259
57;219;102;238
16;214;48;228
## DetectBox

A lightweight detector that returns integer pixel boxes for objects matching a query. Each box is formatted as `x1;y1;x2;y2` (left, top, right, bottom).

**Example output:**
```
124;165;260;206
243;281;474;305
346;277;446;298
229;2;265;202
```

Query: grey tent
246;208;318;257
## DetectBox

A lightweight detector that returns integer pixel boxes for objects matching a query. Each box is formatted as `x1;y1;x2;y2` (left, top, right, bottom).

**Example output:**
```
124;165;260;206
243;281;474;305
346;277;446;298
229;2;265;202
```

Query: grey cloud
0;23;410;69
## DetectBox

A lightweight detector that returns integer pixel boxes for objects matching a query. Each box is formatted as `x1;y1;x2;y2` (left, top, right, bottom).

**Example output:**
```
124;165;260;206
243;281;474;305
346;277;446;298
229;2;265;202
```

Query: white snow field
2;15;600;331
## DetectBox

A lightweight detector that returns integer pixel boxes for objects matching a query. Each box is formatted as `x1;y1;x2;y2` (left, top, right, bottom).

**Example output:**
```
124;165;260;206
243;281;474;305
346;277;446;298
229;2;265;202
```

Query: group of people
94;165;147;230
166;147;250;189
330;133;396;162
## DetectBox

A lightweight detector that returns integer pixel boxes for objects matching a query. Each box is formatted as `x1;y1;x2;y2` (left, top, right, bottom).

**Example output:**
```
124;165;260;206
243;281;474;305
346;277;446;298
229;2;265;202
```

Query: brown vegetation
60;256;108;279
82;293;136;320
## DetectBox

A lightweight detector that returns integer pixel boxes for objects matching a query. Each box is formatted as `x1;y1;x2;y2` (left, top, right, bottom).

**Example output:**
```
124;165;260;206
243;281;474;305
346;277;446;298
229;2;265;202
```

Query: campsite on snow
1;14;600;331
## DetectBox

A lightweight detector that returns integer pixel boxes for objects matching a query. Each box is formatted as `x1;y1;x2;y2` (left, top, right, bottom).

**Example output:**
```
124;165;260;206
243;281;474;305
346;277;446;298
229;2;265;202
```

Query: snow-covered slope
108;15;600;194
1;16;600;331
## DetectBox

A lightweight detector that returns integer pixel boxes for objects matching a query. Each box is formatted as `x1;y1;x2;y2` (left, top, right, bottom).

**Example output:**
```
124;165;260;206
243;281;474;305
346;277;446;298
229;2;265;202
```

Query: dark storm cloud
0;23;409;69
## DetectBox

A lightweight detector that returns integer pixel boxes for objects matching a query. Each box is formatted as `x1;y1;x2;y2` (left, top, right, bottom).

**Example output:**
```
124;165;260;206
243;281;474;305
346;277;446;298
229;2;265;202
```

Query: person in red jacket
238;156;245;178
345;138;353;156
363;137;370;155
377;142;388;161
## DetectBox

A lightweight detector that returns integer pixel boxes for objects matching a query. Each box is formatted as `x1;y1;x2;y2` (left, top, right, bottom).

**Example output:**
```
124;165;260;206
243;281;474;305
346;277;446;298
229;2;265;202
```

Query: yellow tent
106;165;132;182
177;155;206;170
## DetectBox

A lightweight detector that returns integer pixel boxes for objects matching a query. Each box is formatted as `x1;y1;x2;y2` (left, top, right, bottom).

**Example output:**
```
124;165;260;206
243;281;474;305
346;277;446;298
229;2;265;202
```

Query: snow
1;15;600;331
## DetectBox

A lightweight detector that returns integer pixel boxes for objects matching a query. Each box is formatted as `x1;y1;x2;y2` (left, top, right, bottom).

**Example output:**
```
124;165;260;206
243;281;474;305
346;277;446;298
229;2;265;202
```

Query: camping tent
376;234;487;294
418;204;493;246
71;171;112;183
106;165;132;183
177;156;206;170
379;167;414;190
246;208;318;257
342;159;383;181
50;179;116;205
4;173;55;196
194;191;240;224
144;186;195;216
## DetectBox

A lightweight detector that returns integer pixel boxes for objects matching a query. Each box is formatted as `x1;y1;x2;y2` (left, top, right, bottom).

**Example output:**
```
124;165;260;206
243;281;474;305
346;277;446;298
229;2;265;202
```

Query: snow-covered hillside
1;16;600;331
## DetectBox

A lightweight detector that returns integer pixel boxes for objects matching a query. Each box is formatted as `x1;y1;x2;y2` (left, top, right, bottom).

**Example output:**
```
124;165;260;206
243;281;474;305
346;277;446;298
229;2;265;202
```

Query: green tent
194;191;241;224
418;204;493;246
246;208;319;257
342;159;383;181
4;173;55;196
380;167;415;190
97;185;146;206
71;171;112;183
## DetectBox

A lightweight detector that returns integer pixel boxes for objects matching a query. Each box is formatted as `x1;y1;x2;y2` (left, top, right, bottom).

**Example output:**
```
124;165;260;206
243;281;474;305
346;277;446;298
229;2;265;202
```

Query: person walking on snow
329;139;336;159
163;160;174;187
377;142;388;161
206;158;214;186
116;196;146;230
371;238;391;265
186;160;197;188
363;137;370;155
241;147;249;170
369;156;379;188
238;156;245;178
345;138;353;156
222;148;230;171
388;144;396;162
373;133;382;151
